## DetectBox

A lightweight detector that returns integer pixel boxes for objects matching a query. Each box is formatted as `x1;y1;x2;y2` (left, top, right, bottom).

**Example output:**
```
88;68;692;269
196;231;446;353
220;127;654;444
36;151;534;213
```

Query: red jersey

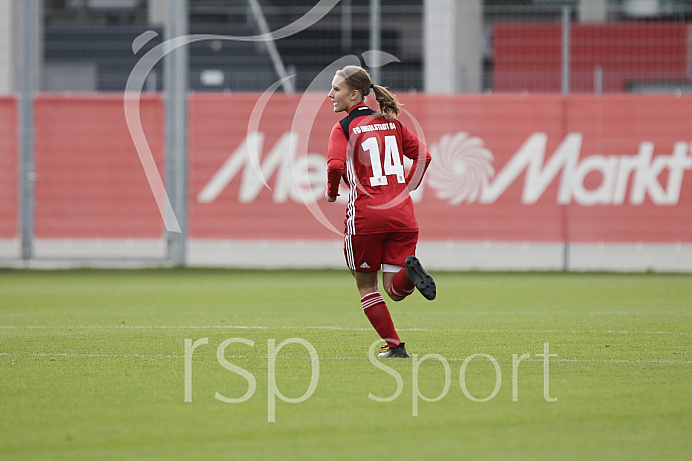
327;103;432;235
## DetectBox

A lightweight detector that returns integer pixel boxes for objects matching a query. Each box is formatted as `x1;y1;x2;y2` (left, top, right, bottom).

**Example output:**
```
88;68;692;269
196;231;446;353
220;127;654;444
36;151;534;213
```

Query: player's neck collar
347;102;368;114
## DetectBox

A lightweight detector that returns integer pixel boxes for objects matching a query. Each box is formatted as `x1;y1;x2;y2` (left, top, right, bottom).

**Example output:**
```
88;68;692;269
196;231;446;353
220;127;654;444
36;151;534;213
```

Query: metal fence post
561;6;571;95
561;6;571;271
369;0;381;84
164;0;188;266
17;0;39;263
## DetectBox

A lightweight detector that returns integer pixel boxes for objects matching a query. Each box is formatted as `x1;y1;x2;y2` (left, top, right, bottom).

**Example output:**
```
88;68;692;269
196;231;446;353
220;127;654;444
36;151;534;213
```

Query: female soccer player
325;65;436;358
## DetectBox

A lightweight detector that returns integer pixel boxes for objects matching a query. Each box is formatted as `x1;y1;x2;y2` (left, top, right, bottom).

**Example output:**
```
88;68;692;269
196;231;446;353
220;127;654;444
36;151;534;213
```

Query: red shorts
344;231;418;272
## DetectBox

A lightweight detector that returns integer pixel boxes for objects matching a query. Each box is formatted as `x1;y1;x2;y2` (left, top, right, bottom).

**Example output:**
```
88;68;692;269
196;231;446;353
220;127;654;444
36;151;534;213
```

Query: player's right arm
326;123;349;201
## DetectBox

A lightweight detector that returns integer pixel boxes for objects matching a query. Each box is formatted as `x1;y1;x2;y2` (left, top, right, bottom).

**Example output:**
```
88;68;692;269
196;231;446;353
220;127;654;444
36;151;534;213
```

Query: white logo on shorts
360;262;371;269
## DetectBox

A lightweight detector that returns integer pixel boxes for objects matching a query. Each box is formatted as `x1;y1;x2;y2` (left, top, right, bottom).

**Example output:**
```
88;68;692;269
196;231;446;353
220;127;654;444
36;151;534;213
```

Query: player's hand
325;191;337;202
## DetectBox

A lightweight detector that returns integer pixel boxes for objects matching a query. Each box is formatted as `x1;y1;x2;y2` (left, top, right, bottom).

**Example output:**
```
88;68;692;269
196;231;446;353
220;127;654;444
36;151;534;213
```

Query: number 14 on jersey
361;135;406;186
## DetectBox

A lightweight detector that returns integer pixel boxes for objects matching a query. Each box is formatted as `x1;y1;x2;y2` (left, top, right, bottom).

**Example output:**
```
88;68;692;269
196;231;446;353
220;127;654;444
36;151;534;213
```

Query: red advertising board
1;93;691;243
33;94;164;238
0;97;17;238
189;93;692;243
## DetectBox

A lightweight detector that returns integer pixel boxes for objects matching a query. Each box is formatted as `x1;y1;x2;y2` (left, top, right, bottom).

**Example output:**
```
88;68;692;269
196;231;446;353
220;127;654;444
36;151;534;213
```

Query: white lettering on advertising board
198;131;692;207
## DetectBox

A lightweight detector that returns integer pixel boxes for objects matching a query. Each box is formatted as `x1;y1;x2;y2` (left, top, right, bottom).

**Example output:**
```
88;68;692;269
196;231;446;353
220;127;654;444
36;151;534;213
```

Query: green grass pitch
1;268;690;460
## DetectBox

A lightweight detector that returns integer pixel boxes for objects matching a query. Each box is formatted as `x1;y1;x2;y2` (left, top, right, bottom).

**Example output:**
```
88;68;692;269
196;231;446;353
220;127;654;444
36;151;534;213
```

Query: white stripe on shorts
345;234;355;270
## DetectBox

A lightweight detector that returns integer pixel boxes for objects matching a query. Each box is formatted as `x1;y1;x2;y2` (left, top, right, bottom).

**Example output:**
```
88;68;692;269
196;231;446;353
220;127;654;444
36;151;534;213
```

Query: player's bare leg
382;270;408;301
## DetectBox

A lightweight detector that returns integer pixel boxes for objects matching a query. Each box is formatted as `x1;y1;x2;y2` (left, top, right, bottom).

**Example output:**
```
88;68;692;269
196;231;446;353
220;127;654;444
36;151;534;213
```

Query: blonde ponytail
371;84;401;118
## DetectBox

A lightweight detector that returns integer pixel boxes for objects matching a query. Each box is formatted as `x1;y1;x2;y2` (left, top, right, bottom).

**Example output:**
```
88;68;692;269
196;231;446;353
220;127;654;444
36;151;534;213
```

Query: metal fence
486;1;692;93
42;0;425;93
38;0;692;94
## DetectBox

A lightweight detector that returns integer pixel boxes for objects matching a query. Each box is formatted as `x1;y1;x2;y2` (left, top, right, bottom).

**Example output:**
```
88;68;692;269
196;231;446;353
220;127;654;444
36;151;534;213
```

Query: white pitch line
466;311;692;316
0;352;689;365
0;352;183;359
0;325;689;336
